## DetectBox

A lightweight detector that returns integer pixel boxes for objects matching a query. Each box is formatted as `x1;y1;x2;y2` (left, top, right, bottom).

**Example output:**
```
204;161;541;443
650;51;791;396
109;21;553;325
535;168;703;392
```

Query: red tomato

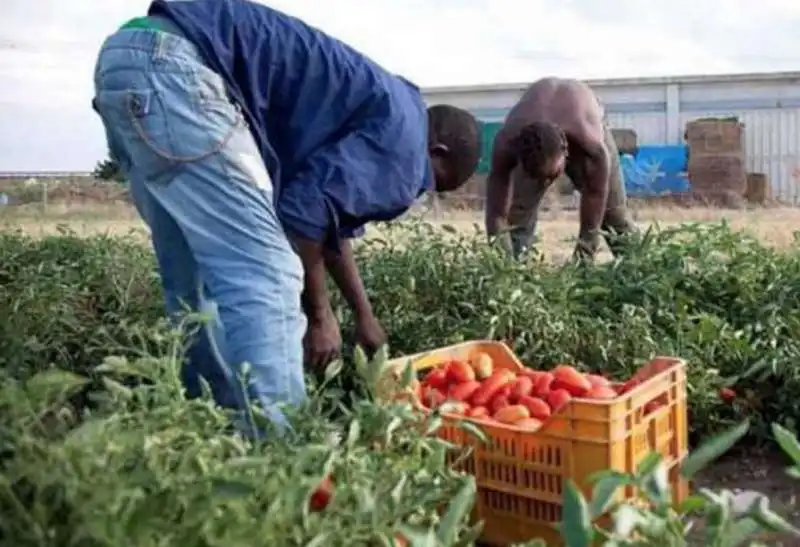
719;387;736;402
515;417;544;431
493;404;530;424
309;474;335;512
518;395;552;421
495;384;512;400
519;368;544;381
448;380;481;402
446;360;476;384
467;406;490;419
490;395;511;415
469;352;494;380
618;378;641;395
422;368;448;390
644;400;664;414
585;385;618;400
531;372;554;398
587;374;611;388
552;365;591;397
509;376;534;402
471;370;515;407
547;389;572;413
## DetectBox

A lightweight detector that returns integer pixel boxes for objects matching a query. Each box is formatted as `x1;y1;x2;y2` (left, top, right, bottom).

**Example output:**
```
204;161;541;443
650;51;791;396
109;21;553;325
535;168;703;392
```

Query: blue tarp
621;145;689;196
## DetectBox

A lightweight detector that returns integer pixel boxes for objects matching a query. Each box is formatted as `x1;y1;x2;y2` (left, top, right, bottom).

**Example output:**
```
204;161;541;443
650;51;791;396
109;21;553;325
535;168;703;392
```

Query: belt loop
153;30;165;60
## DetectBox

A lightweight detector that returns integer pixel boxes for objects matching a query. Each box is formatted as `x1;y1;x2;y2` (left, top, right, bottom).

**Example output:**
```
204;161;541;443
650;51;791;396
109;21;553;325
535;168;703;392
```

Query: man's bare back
501;78;605;146
484;77;637;261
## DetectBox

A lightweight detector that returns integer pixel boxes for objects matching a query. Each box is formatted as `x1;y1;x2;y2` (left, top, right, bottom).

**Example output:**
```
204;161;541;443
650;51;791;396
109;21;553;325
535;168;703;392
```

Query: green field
2;205;800;545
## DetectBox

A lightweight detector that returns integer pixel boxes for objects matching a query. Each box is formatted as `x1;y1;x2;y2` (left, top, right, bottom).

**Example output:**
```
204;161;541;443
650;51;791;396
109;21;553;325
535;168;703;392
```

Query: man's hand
304;306;342;370
354;311;387;356
573;221;602;263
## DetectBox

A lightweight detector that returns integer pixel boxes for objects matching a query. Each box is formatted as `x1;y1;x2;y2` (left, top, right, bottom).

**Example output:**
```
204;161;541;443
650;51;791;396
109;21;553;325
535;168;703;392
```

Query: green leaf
389;475;408;506
371;344;390;378
612;504;646;537
100;377;134;400
25;369;89;402
677;495;708;514
346;419;361;448
457;420;488;444
209;479;256;501
400;362;415;388
560;480;593;547
324;359;343;382
63;418;109;446
635;452;663;478
425;442;447;474
436;476;476;545
586;468;629;485
395;524;437;547
385;416;403;445
640;461;671;507
748;495;800;536
354;345;369;380
726;517;767;546
305;532;330;547
772;423;800;467
95;355;153;379
439;401;462;415
424;415;443;436
590;473;630;517
681;420;750;479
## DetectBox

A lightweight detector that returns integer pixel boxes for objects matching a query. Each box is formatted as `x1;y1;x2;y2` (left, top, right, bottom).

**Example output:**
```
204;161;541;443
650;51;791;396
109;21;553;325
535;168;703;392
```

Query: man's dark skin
297;142;474;370
485;77;637;261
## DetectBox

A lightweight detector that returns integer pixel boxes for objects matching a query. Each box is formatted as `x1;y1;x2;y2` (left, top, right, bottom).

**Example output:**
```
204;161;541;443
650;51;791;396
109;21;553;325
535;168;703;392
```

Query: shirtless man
484;77;638;261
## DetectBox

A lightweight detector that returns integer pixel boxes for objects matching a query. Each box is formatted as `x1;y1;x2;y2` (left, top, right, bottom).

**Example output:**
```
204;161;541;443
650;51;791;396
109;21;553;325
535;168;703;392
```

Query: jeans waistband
99;16;201;65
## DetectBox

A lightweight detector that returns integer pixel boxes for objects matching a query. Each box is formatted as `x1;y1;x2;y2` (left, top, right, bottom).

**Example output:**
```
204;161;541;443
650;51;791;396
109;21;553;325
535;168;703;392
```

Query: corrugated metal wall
604;113;667;147
424;73;800;202
678;109;800;202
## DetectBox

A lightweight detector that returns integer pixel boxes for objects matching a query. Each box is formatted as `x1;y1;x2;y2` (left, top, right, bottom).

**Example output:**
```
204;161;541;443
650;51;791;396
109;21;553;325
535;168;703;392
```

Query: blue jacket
149;0;433;244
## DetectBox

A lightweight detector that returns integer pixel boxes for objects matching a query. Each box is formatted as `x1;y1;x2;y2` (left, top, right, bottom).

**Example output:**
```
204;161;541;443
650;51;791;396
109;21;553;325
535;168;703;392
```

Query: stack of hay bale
611;128;638;156
745;172;771;204
685;117;747;206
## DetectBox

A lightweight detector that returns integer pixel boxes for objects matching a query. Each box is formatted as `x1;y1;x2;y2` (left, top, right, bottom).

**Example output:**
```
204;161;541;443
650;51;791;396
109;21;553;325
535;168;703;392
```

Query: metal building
423;71;800;202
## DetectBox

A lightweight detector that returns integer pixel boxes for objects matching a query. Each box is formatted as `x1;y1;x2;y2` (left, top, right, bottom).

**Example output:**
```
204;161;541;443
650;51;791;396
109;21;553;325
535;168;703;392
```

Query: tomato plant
2;219;800;545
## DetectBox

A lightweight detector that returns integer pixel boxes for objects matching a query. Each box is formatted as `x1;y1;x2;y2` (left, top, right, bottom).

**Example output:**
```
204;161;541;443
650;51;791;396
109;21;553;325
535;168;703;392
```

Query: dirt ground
690;450;800;544
2;202;800;540
4;201;800;256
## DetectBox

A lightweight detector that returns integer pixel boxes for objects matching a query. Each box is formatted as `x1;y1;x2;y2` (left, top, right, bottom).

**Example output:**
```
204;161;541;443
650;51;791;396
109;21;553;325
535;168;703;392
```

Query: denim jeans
92;28;306;431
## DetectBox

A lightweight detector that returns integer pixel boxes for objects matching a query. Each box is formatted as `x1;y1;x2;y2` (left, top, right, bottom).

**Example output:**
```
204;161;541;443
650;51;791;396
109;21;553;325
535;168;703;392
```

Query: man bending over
485;77;637;261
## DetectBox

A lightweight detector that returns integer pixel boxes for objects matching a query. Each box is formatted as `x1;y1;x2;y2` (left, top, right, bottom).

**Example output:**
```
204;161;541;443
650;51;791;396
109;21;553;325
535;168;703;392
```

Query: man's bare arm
323;239;372;319
292;237;333;321
484;129;516;251
572;127;611;261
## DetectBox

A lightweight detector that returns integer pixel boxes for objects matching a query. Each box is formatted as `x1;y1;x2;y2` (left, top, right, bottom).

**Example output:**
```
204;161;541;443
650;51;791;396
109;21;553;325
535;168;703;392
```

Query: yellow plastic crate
386;340;690;546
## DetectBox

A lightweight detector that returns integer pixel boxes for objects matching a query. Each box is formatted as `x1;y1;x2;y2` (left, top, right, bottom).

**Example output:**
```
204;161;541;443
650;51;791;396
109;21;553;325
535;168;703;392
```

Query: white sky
2;0;800;171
